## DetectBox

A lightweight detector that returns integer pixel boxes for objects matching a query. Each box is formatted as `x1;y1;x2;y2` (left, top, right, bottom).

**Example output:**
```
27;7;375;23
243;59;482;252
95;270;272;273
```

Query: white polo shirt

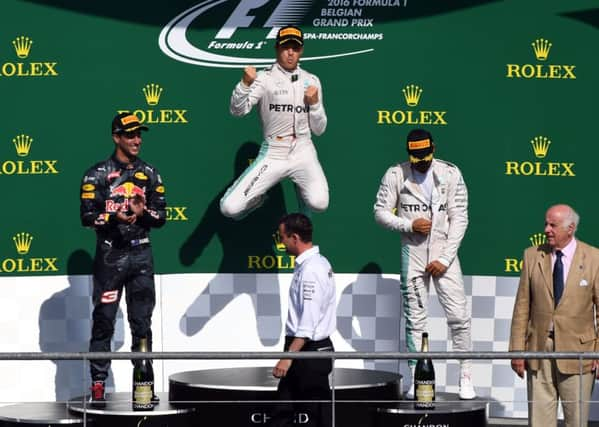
285;246;337;340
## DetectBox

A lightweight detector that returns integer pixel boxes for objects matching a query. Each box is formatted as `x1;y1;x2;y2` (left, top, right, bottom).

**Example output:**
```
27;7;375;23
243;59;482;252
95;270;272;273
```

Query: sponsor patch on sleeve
302;282;315;301
81;192;95;199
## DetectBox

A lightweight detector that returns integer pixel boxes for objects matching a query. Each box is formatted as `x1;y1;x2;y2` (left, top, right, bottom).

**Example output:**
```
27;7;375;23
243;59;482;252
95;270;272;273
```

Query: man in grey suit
510;204;599;427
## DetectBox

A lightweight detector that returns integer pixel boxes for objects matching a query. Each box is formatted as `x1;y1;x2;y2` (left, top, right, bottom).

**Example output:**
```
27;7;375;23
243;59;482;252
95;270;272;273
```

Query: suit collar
563;240;585;300
537;244;553;295
404;159;440;205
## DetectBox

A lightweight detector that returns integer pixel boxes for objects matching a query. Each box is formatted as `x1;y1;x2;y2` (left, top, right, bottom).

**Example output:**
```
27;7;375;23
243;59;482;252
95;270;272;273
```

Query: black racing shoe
89;380;106;408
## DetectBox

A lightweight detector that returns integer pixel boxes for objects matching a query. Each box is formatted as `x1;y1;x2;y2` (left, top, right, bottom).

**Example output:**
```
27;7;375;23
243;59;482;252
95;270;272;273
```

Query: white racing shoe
405;366;415;399
458;369;476;400
405;382;415;399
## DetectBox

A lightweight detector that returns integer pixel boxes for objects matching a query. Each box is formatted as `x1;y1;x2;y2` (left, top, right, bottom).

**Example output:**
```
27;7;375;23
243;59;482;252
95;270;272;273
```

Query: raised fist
304;86;319;105
242;66;257;87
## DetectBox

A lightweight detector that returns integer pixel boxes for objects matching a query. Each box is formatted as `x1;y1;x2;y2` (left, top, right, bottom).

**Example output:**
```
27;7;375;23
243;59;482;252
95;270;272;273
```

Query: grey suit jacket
509;240;599;373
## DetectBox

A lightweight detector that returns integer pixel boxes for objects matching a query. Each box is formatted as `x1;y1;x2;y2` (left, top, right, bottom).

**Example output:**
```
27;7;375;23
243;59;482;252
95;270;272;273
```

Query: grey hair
563;205;579;233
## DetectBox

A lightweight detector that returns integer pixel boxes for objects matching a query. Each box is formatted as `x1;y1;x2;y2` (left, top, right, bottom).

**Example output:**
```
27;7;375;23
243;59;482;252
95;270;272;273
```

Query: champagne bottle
132;337;155;411
414;332;435;410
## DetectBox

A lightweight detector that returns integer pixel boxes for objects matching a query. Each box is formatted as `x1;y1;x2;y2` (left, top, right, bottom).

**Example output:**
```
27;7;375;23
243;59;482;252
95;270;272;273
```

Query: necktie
553;250;564;306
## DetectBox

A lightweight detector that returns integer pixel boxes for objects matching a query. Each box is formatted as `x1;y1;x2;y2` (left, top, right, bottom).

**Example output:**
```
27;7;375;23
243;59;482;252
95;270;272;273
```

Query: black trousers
89;242;155;381
271;336;334;427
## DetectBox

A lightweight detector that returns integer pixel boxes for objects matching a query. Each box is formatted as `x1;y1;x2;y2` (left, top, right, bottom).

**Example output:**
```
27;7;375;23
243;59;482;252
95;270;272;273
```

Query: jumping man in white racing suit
373;129;476;400
220;26;329;219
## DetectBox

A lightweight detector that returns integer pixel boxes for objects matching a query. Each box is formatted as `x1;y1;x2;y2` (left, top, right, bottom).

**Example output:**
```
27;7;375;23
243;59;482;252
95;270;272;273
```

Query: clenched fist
304;86;319;105
412;218;432;235
242;66;257;87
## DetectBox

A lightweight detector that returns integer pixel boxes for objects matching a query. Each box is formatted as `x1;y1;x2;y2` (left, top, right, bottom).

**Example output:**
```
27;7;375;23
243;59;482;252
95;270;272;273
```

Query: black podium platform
169;367;402;427
169;367;402;401
0;403;92;427
376;392;487;427
67;392;194;427
169;367;487;426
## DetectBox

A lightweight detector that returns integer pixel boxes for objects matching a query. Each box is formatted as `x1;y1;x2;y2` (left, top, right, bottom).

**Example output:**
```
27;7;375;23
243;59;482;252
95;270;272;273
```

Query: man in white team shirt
272;213;336;427
373;128;475;400
221;26;329;219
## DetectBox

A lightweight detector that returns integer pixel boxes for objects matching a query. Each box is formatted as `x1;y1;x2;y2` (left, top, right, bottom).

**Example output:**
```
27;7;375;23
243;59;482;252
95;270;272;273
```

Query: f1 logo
215;0;309;39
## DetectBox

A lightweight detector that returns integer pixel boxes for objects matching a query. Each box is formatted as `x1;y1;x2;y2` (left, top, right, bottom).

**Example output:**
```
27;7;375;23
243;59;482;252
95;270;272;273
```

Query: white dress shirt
285;246;336;340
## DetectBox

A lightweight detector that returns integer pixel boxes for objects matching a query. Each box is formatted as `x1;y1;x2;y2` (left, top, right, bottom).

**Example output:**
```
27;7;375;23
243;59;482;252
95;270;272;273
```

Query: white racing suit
220;63;328;219
374;159;471;369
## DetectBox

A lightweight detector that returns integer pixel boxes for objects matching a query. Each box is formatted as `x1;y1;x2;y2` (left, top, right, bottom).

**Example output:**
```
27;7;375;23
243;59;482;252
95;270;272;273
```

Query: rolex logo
505;233;547;272
248;233;295;270
273;233;286;251
402;84;422;107
1;232;58;273
506;38;575;79
531;38;552;61
377;84;447;126
12;36;33;58
1;134;59;176
2;36;58;78
505;135;574;177
13;134;33;157
165;206;188;221
529;233;546;247
119;83;188;124
13;232;33;255
143;83;163;106
530;136;551;159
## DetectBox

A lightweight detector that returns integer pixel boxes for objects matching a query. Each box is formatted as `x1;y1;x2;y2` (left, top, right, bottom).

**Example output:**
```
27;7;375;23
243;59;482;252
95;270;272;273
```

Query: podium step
0;402;92;427
67;393;194;427
376;392;487;427
169;366;403;427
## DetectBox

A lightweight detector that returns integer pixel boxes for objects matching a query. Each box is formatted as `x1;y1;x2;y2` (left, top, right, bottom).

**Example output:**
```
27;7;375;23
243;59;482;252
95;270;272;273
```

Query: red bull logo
105;182;145;212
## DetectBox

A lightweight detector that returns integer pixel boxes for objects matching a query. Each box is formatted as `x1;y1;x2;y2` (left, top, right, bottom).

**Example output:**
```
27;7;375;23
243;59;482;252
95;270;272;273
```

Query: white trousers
220;138;329;219
401;254;472;370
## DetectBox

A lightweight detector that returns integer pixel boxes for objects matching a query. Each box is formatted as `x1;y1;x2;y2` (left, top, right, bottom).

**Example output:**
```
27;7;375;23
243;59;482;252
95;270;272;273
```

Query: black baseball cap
276;26;303;47
111;112;148;134
406;129;434;163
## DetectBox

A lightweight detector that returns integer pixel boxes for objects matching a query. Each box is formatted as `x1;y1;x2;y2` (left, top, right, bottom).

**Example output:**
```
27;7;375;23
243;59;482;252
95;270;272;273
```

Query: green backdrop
1;0;597;276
